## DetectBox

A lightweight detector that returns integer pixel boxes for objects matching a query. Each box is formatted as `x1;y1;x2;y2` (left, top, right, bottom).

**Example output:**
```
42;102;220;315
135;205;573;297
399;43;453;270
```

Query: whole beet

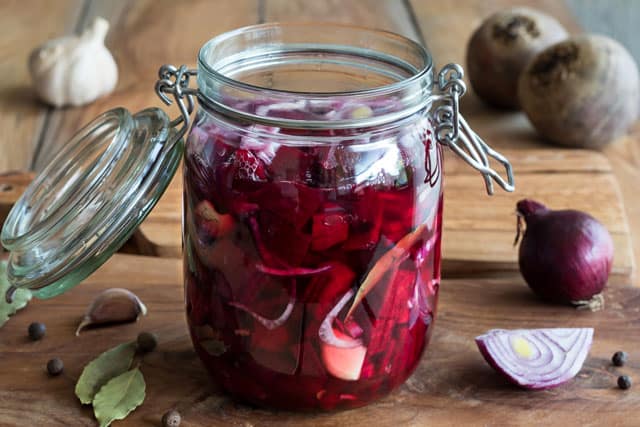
518;35;640;148
467;7;568;108
516;199;613;306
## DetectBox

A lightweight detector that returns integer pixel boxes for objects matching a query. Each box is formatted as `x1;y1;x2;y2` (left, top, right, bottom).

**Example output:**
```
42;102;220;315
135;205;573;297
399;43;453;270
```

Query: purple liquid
183;101;443;410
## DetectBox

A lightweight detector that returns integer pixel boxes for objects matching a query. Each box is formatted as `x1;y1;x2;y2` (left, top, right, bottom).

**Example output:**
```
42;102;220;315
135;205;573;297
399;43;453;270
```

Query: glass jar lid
2;107;183;300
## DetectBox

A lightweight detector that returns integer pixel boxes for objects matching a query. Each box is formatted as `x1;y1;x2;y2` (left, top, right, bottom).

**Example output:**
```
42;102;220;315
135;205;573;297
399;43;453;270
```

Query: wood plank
1;253;638;426
0;0;83;171
263;0;420;41
33;0;260;169
604;124;640;284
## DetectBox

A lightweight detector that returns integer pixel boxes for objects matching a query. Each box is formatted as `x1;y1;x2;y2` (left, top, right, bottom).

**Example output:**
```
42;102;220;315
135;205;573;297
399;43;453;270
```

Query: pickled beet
183;99;443;411
311;208;349;251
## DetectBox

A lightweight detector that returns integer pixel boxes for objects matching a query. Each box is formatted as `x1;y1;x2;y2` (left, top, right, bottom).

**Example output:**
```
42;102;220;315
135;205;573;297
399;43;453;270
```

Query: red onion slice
476;328;593;390
256;263;332;277
319;289;363;349
319;289;367;381
248;216;287;268
229;285;296;330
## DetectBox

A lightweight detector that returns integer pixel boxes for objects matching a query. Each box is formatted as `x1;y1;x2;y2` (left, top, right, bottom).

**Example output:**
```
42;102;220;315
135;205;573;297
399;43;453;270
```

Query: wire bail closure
153;64;514;194
433;63;515;194
155;64;198;140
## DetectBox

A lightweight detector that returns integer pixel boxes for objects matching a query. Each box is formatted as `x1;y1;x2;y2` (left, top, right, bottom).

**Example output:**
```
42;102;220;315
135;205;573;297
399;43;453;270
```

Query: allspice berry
612;351;628;367
137;331;158;353
162;409;181;427
28;322;46;341
46;357;64;376
618;375;632;390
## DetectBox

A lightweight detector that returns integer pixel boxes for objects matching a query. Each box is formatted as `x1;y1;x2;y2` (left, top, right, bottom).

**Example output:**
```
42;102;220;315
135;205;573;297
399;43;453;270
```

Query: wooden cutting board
138;145;634;277
1;253;638;426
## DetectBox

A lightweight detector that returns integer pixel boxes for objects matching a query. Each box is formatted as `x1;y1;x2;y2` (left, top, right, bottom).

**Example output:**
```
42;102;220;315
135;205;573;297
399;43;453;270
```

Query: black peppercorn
612;351;628;367
162;409;181;427
46;357;64;376
137;331;158;353
28;322;46;341
618;375;632;390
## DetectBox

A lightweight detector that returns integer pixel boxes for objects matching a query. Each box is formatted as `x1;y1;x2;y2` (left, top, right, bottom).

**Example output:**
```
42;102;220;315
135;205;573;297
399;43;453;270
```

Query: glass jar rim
196;22;435;129
198;22;433;97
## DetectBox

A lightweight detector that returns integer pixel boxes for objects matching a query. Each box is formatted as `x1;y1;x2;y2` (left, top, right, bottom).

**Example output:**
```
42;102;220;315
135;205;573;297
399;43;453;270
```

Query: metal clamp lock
434;63;515;195
155;64;198;141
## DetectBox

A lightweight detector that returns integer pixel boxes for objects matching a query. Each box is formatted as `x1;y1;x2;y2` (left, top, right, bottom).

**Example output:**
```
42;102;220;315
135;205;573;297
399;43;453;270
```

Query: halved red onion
476;328;594;390
229;285;296;330
256;263;332;277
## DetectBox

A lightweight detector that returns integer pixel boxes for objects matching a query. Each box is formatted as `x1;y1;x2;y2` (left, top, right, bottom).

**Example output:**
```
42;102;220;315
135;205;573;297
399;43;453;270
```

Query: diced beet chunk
247;306;303;375
335;318;364;339
378;189;416;242
269;145;315;182
251;181;325;229
302;261;355;307
311;206;349;251
361;266;416;378
342;188;383;250
298;341;326;378
255;210;312;266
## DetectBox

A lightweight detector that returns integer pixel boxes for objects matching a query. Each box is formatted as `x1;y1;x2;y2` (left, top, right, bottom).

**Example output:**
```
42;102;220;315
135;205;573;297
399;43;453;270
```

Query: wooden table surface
2;1;640;426
3;254;640;427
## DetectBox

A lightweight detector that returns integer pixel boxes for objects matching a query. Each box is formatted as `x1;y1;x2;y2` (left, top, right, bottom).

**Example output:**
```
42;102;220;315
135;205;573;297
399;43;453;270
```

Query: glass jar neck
196;23;434;130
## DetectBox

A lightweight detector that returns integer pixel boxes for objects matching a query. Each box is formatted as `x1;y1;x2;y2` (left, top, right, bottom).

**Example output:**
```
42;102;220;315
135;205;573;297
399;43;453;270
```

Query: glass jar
2;23;513;412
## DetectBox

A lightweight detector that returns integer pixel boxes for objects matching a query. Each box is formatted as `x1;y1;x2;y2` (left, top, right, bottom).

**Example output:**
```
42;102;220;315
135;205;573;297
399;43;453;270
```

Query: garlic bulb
29;17;118;107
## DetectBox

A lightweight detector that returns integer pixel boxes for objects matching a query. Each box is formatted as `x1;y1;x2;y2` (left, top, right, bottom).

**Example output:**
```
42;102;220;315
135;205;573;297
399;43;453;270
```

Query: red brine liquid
183;100;443;411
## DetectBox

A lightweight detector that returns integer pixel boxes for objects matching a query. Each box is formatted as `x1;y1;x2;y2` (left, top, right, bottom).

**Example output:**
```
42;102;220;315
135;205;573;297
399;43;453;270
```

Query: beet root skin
466;7;569;109
518;34;640;148
517;201;614;304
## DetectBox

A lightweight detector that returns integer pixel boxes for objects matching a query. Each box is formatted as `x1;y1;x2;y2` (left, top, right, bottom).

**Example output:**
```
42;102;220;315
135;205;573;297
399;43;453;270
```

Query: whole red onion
515;199;613;310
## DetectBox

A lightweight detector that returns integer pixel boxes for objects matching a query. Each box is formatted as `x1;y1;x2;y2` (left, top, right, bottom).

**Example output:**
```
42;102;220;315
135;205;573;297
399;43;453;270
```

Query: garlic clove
29;16;118;108
75;288;147;336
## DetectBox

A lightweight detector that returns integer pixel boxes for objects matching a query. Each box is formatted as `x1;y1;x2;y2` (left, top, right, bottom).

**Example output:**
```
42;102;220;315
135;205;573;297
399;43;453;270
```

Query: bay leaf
0;260;32;328
93;368;145;427
75;341;137;404
345;223;429;319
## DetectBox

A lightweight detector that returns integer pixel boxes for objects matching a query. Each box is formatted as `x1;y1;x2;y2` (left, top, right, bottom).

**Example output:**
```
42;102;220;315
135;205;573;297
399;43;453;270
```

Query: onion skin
476;328;593;390
516;199;613;306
